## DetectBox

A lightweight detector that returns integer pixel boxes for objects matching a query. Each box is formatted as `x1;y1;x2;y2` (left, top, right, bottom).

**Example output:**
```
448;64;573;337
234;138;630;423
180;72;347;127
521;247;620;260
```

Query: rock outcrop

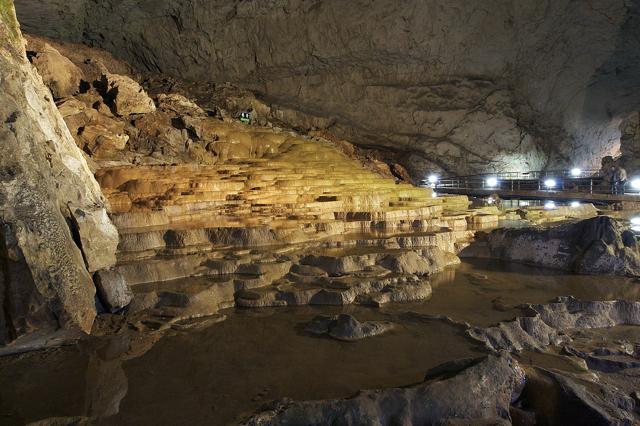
94;270;133;313
0;1;118;347
101;73;156;117
468;296;640;352
14;0;640;178
27;40;82;99
461;216;640;276
243;354;524;425
305;314;393;341
522;365;639;425
620;111;640;172
11;32;483;329
406;298;640;424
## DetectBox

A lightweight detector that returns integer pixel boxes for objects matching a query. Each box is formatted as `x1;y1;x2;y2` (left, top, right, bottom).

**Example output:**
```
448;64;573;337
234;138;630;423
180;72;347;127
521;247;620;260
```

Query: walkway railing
423;169;635;197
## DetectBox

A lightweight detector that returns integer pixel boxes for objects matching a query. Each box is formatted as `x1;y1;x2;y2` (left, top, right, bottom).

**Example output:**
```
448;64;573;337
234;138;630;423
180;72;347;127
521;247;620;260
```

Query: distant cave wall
15;0;640;178
13;0;85;40
619;111;640;173
581;0;640;174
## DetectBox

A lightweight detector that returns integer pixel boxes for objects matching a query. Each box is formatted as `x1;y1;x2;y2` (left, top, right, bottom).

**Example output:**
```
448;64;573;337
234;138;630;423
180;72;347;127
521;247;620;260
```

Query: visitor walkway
425;170;640;204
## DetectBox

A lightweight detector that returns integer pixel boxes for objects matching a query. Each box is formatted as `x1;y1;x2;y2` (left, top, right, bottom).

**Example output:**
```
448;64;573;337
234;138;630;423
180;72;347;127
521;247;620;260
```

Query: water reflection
84;337;129;419
0;336;130;425
1;259;639;425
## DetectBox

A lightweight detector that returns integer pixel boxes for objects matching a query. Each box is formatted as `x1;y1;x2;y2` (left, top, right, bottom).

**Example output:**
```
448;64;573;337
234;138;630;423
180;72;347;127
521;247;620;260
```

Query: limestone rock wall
0;1;118;346
461;216;640;276
620;112;640;172
14;0;640;178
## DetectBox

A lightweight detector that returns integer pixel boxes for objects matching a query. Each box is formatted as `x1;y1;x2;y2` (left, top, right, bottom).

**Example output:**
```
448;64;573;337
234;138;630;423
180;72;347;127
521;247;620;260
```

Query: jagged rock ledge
242;353;524;426
461;216;640;276
468;296;640;352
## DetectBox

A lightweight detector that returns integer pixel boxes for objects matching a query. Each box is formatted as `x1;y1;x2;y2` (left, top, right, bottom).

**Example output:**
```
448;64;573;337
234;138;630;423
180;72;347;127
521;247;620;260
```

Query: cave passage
2;1;640;425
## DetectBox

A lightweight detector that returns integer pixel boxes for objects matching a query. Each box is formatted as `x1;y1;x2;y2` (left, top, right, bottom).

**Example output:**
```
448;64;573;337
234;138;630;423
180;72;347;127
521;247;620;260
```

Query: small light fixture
428;175;439;185
631;217;640;226
570;168;582;177
631;179;640;190
487;197;494;204
544;201;556;209
486;177;498;188
570;201;580;208
544;179;557;189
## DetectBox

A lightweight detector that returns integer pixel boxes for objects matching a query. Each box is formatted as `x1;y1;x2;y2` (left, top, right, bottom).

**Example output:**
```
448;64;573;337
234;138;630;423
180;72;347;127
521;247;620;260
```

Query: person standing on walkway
609;166;617;194
616;165;628;195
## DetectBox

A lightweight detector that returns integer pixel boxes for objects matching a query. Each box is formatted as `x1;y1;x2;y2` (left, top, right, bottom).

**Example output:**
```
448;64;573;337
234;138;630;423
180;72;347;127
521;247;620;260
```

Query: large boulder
57;97;130;158
101;73;156;116
461;216;640;276
26;40;83;99
70;207;118;272
0;2;118;347
243;354;524;425
94;269;133;313
379;247;460;275
468;296;640;352
378;250;432;275
522;367;638;426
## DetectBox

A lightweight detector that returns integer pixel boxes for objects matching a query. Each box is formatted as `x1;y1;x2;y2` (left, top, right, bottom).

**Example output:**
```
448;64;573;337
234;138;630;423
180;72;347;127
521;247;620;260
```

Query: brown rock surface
24;33;133;83
0;2;117;347
58;97;130;158
243;354;524;425
101;73;156;116
94;269;133;312
27;40;83;99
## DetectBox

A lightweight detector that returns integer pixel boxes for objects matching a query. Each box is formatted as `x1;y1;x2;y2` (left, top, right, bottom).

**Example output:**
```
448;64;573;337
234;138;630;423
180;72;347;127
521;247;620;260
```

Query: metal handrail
431;169;602;181
422;169;629;196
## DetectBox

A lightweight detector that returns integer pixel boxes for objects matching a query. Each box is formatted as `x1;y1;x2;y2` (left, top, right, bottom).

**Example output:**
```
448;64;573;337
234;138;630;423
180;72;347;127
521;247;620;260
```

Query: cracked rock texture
14;0;640;178
468;296;640;352
620;111;640;172
461;216;640;276
523;366;639;425
0;1;118;346
243;354;524;425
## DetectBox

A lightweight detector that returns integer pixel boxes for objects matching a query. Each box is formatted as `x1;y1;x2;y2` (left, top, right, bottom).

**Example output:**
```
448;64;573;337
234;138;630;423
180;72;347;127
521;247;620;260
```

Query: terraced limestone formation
13;30;603;335
13;31;481;328
93;124;475;323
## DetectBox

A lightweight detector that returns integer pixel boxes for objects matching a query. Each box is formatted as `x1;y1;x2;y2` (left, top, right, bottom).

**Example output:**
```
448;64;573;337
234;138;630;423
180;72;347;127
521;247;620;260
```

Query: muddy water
400;259;640;326
1;260;639;426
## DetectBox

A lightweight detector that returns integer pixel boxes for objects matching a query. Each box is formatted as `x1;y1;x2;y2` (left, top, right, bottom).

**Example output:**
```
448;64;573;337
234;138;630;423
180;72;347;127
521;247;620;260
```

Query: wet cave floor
1;259;639;425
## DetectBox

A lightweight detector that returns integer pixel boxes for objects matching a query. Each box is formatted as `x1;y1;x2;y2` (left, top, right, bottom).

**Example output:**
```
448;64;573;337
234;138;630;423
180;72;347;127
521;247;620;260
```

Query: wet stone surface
304;314;393;341
1;259;640;425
